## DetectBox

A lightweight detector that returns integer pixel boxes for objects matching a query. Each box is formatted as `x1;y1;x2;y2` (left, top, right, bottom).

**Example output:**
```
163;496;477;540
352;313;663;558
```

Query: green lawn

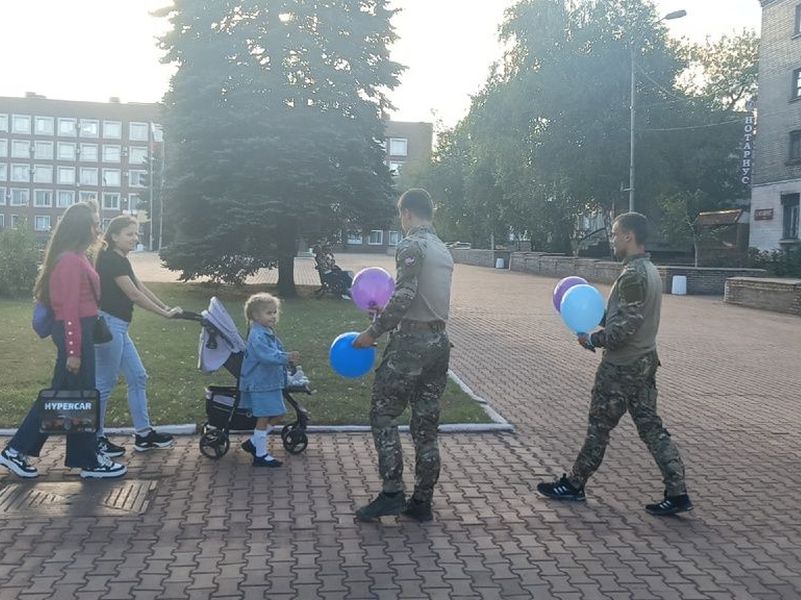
0;283;489;428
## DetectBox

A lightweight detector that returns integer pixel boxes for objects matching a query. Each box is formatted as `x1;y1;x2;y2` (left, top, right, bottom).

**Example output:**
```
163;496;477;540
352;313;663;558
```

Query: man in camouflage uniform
538;212;693;516
352;188;453;522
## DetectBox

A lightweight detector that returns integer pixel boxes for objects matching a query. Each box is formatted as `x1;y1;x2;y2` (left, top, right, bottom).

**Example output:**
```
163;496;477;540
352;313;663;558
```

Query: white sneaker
80;453;127;479
0;448;39;478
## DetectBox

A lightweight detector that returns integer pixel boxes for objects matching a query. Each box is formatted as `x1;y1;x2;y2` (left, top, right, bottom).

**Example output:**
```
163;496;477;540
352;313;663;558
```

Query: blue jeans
94;312;152;436
8;317;99;468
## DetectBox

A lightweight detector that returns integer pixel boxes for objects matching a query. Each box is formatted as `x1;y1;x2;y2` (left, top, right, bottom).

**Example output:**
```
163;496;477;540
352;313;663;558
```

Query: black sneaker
0;449;39;479
253;455;282;468
402;498;433;522
134;430;175;452
646;493;694;516
80;453;127;479
355;492;406;521
536;475;586;501
97;436;125;458
241;439;256;456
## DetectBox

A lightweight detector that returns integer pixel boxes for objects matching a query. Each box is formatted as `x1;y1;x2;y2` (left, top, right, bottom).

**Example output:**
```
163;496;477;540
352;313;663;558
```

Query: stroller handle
177;311;204;322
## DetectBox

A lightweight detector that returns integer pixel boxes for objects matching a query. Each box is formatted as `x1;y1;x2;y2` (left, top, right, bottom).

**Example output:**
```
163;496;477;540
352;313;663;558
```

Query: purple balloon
351;267;395;311
553;276;588;312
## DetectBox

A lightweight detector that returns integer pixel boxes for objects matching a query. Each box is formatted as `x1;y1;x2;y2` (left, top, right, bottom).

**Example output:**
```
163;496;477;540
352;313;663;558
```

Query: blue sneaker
536;475;586;501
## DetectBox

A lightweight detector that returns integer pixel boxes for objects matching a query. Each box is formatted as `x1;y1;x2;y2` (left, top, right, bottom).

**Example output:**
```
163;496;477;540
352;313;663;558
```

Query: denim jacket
239;323;289;392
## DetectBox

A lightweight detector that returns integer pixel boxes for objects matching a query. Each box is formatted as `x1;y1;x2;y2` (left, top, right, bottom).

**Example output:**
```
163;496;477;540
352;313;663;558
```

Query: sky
0;0;762;128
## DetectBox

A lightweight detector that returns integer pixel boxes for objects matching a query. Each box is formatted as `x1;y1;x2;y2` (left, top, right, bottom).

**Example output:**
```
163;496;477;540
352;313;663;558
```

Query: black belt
398;320;446;333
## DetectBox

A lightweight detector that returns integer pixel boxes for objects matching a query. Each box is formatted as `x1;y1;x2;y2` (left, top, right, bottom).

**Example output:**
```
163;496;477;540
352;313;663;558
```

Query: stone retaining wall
725;277;801;316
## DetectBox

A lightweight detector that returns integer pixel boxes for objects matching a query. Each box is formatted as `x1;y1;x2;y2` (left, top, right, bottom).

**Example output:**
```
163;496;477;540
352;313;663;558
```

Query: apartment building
0;93;162;243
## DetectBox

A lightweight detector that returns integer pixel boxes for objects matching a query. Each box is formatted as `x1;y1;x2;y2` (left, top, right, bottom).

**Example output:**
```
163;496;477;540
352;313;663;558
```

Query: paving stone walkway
1;252;799;599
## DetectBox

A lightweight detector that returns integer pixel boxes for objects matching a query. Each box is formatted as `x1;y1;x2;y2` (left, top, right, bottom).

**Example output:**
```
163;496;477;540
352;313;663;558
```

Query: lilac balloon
552;276;588;312
351;267;395;311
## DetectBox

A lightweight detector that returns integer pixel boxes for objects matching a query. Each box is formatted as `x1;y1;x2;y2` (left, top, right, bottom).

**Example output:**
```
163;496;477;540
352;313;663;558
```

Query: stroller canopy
198;297;247;374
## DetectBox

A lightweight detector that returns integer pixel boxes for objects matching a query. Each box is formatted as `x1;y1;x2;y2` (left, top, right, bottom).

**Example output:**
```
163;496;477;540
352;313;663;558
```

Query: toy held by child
238;293;301;468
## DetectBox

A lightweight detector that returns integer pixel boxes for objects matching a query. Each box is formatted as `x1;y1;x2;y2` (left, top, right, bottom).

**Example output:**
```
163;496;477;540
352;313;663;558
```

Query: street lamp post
628;9;687;213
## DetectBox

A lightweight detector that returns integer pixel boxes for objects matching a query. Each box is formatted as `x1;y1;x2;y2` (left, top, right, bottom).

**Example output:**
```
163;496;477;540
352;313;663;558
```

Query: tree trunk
276;220;298;297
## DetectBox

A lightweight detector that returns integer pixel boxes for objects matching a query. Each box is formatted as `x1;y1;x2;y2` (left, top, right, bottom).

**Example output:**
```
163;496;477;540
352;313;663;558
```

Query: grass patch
0;283;490;428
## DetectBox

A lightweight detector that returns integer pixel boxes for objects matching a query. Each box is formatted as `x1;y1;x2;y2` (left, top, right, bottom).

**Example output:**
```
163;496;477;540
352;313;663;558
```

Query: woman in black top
94;215;182;456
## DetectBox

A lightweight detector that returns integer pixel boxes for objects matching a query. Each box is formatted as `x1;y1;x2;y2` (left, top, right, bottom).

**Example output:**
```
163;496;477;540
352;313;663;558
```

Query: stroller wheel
199;429;230;459
284;430;308;455
281;424;295;442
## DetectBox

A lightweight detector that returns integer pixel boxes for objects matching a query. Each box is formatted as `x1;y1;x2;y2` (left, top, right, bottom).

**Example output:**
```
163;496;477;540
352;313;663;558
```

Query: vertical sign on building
741;100;756;186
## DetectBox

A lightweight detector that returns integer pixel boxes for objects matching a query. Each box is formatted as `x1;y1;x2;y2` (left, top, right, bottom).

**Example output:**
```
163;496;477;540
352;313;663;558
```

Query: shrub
0;226;40;298
747;246;801;278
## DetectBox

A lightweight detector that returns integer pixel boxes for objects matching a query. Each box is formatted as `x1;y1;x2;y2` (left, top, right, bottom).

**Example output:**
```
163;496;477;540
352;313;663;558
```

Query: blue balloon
560;284;606;334
329;331;377;378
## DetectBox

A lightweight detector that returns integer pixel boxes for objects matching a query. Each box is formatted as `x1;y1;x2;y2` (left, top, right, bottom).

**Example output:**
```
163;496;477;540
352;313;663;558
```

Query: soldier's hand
352;331;376;349
577;333;595;352
288;351;301;363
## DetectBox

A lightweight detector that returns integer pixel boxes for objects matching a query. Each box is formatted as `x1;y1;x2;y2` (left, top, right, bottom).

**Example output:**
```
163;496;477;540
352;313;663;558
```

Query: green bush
0;226;40;298
747;246;801;278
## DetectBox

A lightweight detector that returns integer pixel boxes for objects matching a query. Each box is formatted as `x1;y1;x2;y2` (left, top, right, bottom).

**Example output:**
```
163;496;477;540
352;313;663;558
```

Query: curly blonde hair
244;292;281;323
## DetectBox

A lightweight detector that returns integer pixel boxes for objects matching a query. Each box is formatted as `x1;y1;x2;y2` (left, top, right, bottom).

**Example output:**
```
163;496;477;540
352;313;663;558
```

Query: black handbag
93;316;113;344
86;272;113;344
37;387;100;434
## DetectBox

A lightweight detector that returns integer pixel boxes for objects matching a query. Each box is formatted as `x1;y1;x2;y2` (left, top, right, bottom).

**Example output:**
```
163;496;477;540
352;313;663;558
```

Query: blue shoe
241;439;256;456
253;454;282;468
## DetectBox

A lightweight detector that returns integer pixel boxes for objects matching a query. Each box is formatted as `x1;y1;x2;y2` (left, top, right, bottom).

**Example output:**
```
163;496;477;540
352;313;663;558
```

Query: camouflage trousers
568;351;687;496
370;329;450;504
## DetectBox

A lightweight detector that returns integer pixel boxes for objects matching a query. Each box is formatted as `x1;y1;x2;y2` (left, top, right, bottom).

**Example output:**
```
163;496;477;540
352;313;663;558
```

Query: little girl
239;293;300;467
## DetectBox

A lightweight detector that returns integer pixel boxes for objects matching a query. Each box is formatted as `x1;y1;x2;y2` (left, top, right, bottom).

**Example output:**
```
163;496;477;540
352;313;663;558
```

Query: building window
102;217;112;230
388;138;408;156
80;143;98;162
56;190;74;208
79;119;99;138
388;161;404;176
0;187;5;205
58;118;77;137
0;163;6;181
11;140;30;158
102;145;121;163
368;230;384;245
128;193;143;213
33;165;53;184
80;191;98;204
103;192;120;210
12;115;31;134
57;166;75;185
794;68;801;100
0;138;6;158
80;167;98;186
796;4;801;35
129;122;149;141
783;194;800;240
34;215;51;231
34;116;55;136
129;169;148;187
347;232;363;245
388;230;401;246
129;146;148;164
791;130;801;162
57;142;76;161
10;188;30;206
103;169;121;187
0;214;4;227
34;140;53;160
103;121;122;139
11;215;24;229
34;190;53;207
11;164;30;182
0;114;7;132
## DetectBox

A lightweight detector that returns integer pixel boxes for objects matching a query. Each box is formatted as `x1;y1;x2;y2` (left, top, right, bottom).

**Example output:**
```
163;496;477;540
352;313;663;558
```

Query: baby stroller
179;297;311;460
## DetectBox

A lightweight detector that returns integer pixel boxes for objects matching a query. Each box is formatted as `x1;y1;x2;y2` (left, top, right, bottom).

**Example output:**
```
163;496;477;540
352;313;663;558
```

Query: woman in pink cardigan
0;203;126;480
